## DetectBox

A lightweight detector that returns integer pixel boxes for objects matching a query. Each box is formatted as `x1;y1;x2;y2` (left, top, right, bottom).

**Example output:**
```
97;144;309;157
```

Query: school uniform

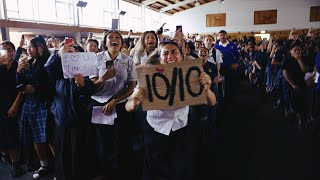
313;52;320;121
208;47;223;66
16;57;49;145
45;52;95;180
214;41;240;99
245;51;256;73
316;52;320;92
254;50;269;86
282;54;307;115
132;49;148;65
131;49;150;178
142;106;194;180
0;61;20;150
90;51;137;179
188;61;218;179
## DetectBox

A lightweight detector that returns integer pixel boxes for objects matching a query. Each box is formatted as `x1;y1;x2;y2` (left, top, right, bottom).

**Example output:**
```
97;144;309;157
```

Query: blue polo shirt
214;41;240;68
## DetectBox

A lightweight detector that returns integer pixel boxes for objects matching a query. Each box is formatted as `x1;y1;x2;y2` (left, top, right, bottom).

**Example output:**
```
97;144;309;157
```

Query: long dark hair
142;31;158;49
29;35;51;63
133;30;159;61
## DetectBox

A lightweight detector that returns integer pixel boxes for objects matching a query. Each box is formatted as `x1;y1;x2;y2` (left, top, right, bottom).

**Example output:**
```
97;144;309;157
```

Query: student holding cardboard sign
126;41;216;180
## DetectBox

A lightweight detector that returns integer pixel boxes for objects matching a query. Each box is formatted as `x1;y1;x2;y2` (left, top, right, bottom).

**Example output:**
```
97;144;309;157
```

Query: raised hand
100;68;116;81
58;40;75;57
17;55;29;74
74;73;85;87
199;72;212;91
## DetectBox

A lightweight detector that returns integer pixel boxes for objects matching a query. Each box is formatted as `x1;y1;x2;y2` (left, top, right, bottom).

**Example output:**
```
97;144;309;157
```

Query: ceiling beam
155;1;167;7
161;0;195;12
142;0;158;5
186;3;193;8
164;0;175;4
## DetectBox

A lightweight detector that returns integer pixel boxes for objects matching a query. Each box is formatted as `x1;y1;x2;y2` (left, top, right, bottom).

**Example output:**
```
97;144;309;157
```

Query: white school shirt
132;50;148;65
91;51;137;104
315;72;319;83
146;106;189;136
219;40;230;47
208;47;223;65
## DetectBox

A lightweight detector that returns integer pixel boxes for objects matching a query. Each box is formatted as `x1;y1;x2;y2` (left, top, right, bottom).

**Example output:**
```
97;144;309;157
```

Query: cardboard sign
61;52;96;79
136;60;207;111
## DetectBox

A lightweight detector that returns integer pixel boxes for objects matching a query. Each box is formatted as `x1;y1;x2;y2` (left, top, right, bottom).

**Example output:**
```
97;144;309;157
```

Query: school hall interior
0;0;320;179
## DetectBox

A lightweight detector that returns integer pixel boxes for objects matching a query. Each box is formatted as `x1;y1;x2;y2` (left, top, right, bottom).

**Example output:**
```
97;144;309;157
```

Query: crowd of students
240;29;320;132
0;25;319;180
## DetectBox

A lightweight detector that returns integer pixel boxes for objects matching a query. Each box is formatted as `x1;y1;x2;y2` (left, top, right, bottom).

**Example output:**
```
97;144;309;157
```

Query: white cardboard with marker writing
136;60;207;111
61;52;96;79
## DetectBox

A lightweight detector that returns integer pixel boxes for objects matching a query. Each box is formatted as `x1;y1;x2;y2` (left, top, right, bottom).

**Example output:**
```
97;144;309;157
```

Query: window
38;0;56;22
119;0;142;31
54;0;74;24
5;0;74;24
6;0;34;20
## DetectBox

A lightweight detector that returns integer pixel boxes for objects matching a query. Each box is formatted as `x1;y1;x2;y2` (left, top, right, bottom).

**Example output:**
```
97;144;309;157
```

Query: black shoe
10;165;23;178
1;153;11;164
33;166;49;179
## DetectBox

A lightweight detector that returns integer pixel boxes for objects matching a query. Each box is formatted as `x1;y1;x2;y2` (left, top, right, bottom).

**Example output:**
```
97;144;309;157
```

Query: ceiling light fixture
76;0;87;7
195;0;200;7
118;10;126;16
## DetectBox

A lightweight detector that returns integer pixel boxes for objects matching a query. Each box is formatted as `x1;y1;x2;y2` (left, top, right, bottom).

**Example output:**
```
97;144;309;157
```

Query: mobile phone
176;25;182;32
21;34;25;40
0;49;8;58
105;60;114;69
19;54;27;61
65;37;73;44
89;32;93;37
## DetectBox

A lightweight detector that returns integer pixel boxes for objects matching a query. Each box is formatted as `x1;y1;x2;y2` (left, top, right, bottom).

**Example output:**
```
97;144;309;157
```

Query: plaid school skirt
19;96;47;144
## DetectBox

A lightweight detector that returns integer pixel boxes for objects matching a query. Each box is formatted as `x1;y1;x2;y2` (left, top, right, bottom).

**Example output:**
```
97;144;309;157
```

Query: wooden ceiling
126;0;217;14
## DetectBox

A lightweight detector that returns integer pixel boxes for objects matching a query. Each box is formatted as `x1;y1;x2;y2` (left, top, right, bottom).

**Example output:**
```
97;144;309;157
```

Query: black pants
92;101;135;180
220;67;240;100
188;105;217;179
54;125;95;180
142;123;193;180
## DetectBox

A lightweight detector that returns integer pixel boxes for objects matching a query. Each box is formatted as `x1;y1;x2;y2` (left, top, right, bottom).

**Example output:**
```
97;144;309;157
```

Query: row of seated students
240;30;320;133
1;27;319;180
